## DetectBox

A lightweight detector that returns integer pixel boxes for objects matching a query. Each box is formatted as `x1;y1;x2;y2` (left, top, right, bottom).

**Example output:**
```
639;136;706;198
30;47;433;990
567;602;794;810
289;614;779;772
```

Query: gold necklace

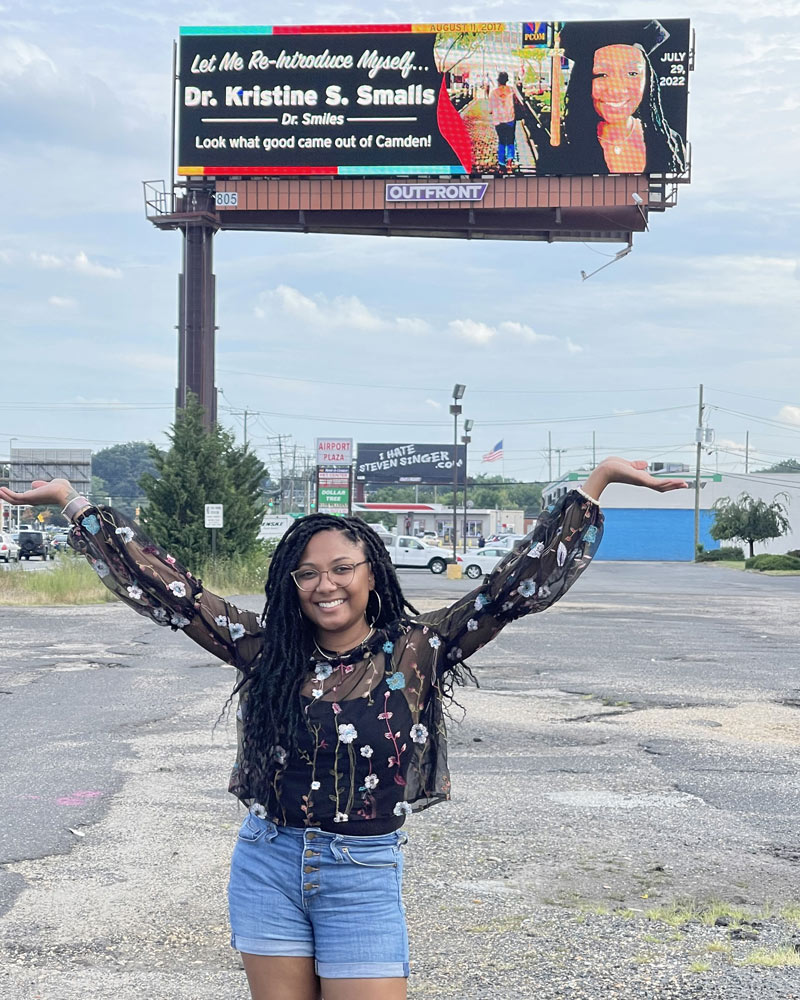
313;626;375;663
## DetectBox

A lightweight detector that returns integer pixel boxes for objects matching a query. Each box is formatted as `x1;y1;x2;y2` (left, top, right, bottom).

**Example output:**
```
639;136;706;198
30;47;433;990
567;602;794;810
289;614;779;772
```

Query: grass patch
689;961;711;973
0;549;271;606
780;905;800;927
740;947;800;968
646;899;759;929
645;901;698;928
705;942;732;955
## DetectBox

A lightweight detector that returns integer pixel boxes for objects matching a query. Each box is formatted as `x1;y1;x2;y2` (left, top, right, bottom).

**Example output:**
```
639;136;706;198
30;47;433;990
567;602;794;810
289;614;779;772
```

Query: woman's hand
0;478;75;508
583;458;688;501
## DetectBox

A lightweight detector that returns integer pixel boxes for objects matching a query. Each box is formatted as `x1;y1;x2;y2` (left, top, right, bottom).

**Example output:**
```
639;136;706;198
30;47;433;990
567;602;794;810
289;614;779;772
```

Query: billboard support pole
177;186;220;430
450;385;466;562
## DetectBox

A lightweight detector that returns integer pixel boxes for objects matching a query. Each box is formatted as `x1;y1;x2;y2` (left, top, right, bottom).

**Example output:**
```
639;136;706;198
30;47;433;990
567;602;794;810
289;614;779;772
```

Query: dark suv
18;530;54;561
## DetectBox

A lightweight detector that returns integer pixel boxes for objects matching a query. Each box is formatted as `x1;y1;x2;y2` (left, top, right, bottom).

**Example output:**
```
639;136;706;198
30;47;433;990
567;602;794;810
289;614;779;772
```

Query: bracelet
576;487;600;506
62;495;91;521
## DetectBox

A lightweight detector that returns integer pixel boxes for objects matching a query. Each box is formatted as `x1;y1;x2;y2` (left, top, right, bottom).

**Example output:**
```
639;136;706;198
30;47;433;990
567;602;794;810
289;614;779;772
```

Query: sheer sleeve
415;490;602;673
67;505;263;669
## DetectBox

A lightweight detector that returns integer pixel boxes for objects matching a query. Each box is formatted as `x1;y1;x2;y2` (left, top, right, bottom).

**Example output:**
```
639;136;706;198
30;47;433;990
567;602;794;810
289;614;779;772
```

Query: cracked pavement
0;562;799;999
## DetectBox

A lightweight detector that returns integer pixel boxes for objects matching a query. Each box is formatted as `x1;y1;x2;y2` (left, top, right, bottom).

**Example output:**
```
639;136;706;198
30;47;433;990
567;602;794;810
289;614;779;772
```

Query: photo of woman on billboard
539;20;687;176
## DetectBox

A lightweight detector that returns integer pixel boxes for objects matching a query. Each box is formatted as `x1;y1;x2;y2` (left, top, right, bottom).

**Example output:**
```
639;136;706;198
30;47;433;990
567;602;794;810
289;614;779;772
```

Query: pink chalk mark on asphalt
56;790;102;807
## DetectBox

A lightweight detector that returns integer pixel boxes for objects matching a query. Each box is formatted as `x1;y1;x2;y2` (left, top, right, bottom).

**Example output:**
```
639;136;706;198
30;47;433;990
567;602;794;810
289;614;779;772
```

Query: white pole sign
204;503;224;528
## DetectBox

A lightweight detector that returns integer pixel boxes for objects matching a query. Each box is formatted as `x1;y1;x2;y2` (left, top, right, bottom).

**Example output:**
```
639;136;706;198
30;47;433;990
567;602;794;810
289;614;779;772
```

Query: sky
1;0;799;487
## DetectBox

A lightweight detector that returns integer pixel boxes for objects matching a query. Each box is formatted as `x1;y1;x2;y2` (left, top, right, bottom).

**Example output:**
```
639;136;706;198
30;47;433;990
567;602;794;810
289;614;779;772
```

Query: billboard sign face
316;438;353;466
178;20;690;179
355;443;466;484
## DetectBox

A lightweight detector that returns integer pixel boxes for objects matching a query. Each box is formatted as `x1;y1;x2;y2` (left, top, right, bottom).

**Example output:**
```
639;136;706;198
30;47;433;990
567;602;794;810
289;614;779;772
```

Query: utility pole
277;436;285;514
693;383;704;560
555;447;567;478
745;431;749;474
243;408;248;448
548;431;553;482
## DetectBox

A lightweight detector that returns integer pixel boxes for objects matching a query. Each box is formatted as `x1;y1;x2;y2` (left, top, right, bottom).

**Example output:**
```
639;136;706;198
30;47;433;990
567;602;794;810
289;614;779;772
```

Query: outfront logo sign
385;182;488;202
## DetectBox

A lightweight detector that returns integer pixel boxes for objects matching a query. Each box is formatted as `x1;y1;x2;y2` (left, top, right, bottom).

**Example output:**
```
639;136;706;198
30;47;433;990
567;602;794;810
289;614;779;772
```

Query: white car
457;546;512;580
379;534;452;574
0;532;21;562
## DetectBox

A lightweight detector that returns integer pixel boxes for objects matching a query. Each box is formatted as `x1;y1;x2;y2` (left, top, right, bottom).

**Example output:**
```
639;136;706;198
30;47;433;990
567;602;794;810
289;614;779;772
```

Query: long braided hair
235;514;418;805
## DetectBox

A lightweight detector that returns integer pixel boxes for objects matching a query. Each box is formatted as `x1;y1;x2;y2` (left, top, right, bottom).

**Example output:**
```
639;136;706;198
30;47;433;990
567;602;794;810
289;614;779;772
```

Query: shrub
787;549;800;560
744;553;800;571
697;546;744;562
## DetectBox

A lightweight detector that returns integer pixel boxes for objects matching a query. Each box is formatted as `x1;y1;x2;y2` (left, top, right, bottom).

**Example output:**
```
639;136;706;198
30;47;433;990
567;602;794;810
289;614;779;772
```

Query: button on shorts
228;811;409;979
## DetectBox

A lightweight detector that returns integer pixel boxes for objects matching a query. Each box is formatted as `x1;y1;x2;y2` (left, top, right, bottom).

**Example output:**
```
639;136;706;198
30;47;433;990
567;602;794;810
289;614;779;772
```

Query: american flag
482;439;503;463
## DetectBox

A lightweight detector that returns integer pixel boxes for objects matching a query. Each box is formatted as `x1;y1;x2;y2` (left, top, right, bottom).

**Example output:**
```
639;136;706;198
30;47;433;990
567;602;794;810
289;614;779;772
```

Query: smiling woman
0;457;686;1000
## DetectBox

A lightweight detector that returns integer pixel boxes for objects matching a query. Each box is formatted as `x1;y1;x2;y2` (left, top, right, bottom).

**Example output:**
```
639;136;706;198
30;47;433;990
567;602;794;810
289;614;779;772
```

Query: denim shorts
228;811;409;979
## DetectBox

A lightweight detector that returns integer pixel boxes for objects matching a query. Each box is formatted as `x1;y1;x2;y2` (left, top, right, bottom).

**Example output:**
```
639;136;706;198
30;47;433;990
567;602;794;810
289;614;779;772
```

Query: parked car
378;534;452;575
457;546;512;580
50;531;70;553
17;529;54;560
488;533;526;550
0;532;21;562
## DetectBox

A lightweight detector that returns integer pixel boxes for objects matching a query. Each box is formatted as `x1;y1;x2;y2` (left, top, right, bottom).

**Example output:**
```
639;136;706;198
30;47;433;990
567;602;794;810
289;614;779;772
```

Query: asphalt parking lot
0;562;798;999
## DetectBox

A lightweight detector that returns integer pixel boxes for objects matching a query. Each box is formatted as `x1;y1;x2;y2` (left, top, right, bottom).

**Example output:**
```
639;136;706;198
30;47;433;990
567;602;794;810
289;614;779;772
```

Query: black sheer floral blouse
68;491;602;835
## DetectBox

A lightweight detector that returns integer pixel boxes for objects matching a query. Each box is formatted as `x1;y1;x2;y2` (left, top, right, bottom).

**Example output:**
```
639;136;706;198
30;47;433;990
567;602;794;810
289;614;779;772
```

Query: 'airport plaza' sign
178;19;691;179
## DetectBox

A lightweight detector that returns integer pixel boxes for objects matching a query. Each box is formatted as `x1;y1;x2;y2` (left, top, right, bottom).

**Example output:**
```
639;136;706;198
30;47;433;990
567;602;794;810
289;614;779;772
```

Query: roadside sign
204;503;224;528
315;439;353;467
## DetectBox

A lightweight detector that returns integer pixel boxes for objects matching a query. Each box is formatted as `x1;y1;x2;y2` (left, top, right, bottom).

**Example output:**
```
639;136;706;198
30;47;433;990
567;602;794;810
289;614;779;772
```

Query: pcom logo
522;22;549;47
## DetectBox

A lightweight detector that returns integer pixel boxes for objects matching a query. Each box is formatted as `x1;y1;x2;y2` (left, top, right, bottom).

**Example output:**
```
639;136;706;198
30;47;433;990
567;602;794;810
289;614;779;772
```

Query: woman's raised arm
0;479;263;669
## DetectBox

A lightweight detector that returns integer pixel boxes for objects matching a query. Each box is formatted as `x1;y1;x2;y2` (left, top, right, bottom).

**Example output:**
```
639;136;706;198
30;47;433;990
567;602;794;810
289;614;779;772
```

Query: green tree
92;442;158;516
710;492;791;559
139;395;267;567
755;458;800;474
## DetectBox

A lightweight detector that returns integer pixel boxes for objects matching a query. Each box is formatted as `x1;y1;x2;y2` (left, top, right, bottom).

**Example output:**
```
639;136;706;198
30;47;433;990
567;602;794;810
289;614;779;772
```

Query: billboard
178;19;690;179
355;443;466;485
10;449;91;495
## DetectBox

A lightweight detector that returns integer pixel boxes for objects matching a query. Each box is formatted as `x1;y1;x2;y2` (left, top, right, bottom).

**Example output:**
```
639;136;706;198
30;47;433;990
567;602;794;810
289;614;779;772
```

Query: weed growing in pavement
780;905;800;927
705;942;733;954
645;899;762;929
689;961;711;973
740;946;800;967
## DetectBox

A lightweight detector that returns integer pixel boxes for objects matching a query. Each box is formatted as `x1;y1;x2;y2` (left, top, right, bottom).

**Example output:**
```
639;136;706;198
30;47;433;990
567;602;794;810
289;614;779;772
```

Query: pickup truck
378;534;452;575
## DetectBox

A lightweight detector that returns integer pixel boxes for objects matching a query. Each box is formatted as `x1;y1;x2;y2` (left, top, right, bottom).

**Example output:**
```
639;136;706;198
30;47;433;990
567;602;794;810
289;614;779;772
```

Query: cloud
48;296;76;309
425;399;442;409
255;284;427;336
566;338;584;355
778;405;800;426
30;250;121;278
448;318;495;344
497;320;553;342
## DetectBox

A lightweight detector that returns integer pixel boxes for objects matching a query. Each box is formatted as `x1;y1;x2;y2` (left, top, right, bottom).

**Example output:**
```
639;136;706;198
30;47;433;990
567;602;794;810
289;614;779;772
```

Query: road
1;563;799;999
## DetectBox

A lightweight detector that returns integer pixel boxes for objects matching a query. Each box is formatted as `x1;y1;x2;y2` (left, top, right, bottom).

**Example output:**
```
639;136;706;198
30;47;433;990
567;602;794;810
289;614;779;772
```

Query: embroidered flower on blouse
315;662;333;680
126;584;143;600
311;688;323;699
410;723;429;744
332;703;342;714
386;671;406;690
428;635;441;649
333;811;349;823
466;618;479;632
447;647;463;662
364;774;379;790
92;559;110;578
82;514;101;536
360;745;374;758
168;581;187;598
310;780;321;791
214;614;229;627
115;526;135;544
501;601;514;612
228;622;245;641
251;803;268;819
272;746;288;765
557;542;568;567
170;615;190;628
393;802;412;817
151;608;168;622
518;578;537;598
338;723;358;744
527;541;545;559
165;555;177;566
474;593;489;611
539;584;551;599
382;640;395;654
584;525;599;544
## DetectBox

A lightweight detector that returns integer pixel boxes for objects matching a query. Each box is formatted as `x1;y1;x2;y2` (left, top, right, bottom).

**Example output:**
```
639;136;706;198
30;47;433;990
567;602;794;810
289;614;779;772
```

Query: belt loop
329;834;345;862
396;831;409;847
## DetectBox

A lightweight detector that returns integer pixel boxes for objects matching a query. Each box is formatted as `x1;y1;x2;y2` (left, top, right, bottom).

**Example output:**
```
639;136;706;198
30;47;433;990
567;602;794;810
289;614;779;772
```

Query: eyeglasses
290;559;369;592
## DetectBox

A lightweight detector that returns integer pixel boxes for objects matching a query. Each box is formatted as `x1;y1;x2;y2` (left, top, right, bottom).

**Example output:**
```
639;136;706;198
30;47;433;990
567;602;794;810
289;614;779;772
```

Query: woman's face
591;44;646;123
294;529;375;637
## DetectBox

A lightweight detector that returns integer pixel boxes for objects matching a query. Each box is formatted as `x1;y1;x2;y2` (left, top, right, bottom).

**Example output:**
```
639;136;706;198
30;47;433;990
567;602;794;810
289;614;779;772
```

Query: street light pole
450;384;466;563
462;419;473;554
